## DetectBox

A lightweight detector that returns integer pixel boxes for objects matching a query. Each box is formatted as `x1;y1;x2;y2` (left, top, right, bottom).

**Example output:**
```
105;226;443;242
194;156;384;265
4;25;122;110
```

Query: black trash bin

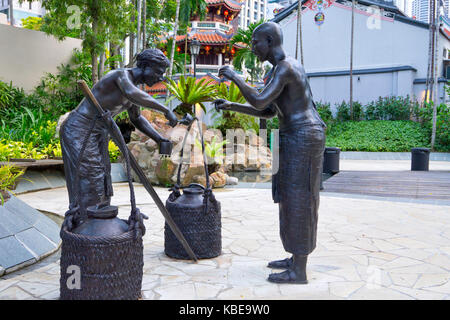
411;148;430;171
323;147;341;174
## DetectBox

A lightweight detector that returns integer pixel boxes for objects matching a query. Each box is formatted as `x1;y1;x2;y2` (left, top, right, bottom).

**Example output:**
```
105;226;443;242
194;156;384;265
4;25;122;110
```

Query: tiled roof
145;82;167;93
206;0;243;11
164;31;244;48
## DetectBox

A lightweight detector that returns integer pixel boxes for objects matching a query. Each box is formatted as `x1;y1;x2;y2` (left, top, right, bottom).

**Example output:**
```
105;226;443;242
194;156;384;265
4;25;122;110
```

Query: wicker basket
59;227;143;300
164;197;221;259
164;118;222;260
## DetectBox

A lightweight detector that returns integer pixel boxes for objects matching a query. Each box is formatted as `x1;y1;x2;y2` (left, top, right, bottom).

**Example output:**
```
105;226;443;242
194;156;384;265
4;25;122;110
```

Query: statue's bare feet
267;269;308;284
267;257;293;269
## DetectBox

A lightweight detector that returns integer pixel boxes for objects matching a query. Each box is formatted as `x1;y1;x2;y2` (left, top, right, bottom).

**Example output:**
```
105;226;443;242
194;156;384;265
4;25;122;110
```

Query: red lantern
224;10;229;17
231;48;235;55
205;45;211;54
176;46;181;52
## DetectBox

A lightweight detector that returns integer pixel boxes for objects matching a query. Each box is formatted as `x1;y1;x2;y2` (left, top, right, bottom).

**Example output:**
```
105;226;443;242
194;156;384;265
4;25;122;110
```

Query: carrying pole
77;80;198;262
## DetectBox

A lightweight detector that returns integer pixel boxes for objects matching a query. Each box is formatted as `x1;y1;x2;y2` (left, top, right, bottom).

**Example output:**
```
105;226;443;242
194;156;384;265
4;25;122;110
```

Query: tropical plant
108;140;121;162
230;20;265;84
0;81;14;109
165;76;216;115
0;164;26;205
211;82;259;135
195;136;228;173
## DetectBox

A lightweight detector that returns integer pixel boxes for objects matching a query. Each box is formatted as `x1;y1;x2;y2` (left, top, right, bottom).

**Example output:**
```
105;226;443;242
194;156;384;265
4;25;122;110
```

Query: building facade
412;0;449;23
162;0;244;76
0;0;45;27
239;0;268;28
272;0;450;110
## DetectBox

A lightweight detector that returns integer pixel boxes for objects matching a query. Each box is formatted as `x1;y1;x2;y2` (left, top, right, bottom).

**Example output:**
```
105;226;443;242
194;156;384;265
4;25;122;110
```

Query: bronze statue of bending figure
60;49;178;230
215;22;326;284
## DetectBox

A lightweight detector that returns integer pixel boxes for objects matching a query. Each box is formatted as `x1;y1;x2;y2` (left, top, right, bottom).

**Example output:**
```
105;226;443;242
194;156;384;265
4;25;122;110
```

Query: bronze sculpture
215;22;326;284
60;49;178;230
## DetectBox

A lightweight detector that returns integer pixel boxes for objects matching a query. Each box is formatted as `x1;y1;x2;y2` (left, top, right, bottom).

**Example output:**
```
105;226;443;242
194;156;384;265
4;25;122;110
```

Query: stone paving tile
0;286;34;300
0;185;447;300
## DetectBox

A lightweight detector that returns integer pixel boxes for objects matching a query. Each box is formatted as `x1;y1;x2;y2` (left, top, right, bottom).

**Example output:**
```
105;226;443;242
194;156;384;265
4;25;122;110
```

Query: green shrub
364;96;412;121
413;102;450;151
336;101;351;121
325;120;431;152
0;164;26;204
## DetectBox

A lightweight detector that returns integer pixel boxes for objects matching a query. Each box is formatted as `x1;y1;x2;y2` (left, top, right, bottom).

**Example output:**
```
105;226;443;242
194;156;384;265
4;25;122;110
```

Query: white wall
276;2;449;107
0;24;82;91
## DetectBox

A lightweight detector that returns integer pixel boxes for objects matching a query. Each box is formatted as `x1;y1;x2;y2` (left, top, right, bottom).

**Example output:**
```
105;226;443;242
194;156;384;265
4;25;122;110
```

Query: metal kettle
72;203;128;237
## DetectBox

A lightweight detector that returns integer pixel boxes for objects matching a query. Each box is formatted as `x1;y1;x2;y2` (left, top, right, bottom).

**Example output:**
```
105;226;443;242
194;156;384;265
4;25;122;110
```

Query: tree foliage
40;0;136;83
230;20;265;83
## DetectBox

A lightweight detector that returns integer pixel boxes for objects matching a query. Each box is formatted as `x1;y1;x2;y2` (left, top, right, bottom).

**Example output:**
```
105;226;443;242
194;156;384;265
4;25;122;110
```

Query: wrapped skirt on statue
272;123;325;255
60;110;113;221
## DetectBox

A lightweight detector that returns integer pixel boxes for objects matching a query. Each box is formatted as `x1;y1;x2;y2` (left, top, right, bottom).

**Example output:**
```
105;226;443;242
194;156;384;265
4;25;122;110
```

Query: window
254;12;257;20
29;1;32;10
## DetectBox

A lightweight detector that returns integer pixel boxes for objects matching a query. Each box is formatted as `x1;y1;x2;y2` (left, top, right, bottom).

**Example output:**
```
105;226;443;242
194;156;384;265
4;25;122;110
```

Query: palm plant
229;20;265;84
165;75;217;115
211;82;259;134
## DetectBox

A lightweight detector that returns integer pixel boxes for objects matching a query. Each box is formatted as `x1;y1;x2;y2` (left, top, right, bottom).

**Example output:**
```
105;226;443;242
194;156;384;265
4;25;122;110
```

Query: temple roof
162;29;245;48
206;0;243;11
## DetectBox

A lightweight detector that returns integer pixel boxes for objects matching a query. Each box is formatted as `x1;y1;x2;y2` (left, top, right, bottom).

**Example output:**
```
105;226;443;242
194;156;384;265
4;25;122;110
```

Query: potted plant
165;75;217;115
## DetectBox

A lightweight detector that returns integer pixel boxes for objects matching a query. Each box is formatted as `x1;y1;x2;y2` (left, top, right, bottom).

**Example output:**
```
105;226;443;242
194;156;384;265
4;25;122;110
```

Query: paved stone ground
1;182;449;300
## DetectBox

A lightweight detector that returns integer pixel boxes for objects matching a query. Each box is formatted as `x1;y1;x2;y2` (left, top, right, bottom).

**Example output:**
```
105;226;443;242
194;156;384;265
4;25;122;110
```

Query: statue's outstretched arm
227;103;277;119
127;104;167;143
221;63;289;110
116;73;171;116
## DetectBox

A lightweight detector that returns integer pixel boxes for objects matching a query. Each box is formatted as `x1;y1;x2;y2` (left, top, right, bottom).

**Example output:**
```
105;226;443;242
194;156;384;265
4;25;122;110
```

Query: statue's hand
165;110;178;127
214;99;233;112
218;65;236;81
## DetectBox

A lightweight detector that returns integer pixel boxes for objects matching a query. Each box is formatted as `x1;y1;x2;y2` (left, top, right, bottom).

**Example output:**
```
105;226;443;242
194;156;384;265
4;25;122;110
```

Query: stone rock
192;174;214;188
181;165;206;186
226;175;239;185
155;157;177;185
126;112;272;186
210;172;227;188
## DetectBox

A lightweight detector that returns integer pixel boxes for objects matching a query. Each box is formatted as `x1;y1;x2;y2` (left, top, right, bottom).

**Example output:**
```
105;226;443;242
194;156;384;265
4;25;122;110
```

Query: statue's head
251;22;283;62
136;48;170;86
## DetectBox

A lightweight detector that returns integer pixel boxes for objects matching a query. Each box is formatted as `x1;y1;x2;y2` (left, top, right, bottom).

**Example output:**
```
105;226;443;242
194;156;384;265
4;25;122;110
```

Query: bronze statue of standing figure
215;22;326;284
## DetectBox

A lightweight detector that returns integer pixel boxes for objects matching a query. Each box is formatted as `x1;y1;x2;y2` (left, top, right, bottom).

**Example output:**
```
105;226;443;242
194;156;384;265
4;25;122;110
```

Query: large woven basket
59;227;143;300
163;118;222;260
164;199;221;259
